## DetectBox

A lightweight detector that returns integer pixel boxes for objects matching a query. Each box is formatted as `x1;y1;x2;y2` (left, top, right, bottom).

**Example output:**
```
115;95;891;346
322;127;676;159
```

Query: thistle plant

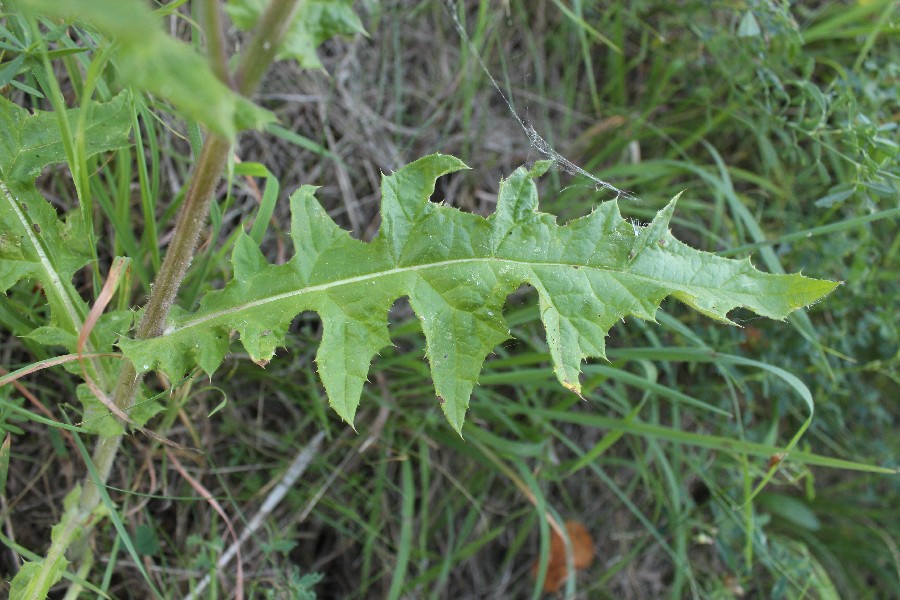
0;1;855;597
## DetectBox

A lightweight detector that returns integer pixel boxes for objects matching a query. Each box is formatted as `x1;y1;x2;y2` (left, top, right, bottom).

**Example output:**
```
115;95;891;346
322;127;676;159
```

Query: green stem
235;0;305;95
201;0;233;87
46;0;306;584
136;135;232;340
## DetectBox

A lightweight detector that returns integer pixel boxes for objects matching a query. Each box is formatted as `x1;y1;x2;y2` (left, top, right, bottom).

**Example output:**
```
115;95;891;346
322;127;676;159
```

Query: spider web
442;0;636;201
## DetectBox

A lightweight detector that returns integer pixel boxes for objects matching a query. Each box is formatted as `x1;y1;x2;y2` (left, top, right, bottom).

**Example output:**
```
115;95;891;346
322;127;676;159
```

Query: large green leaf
120;155;838;433
16;0;272;138
226;0;366;70
0;95;146;434
0;94;130;343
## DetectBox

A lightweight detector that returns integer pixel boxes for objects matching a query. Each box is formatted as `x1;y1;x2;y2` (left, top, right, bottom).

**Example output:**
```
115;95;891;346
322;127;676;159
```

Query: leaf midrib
166;255;770;336
0;179;87;334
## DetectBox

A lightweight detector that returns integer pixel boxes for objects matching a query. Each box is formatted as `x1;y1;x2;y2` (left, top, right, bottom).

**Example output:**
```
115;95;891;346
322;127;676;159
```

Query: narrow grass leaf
516;405;896;474
235;162;280;245
387;458;415;600
0;434;9;497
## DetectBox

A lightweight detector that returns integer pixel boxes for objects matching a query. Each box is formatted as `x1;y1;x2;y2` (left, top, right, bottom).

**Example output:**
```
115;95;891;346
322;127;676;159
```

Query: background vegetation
1;0;897;598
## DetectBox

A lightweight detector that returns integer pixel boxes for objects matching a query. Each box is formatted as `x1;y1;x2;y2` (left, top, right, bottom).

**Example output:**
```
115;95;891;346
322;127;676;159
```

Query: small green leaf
738;11;762;38
23;325;78;349
0;93;131;183
134;523;160;556
128;389;164;430
0;94;130;354
10;562;44;600
77;384;124;438
226;0;366;70
0;53;27;87
9;486;82;599
120;155;838;433
738;10;762;37
758;492;822;531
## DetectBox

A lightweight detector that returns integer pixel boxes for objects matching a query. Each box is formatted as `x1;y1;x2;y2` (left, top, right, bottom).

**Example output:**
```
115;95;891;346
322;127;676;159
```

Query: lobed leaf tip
655;197;678;223
449;420;465;438
562;380;583;398
327;398;357;428
527;160;554;178
438;397;467;437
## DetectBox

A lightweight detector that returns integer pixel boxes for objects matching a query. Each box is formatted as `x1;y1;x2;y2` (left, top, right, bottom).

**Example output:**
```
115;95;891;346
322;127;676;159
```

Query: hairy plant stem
201;0;232;87
38;0;308;585
78;135;231;516
235;0;304;95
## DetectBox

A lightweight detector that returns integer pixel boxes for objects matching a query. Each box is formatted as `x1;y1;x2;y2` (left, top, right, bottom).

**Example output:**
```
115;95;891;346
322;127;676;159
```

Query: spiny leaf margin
119;155;838;433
